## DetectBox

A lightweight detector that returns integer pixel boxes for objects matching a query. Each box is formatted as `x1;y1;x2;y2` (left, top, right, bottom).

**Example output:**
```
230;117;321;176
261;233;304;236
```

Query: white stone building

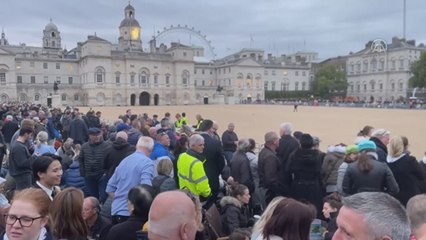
346;37;426;102
0;3;316;106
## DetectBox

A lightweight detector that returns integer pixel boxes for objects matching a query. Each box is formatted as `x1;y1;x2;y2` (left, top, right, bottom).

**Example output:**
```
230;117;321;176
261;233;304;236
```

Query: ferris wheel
155;24;217;60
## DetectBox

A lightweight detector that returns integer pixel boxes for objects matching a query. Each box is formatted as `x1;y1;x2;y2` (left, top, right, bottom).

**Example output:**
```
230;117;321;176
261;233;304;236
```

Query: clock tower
118;3;142;51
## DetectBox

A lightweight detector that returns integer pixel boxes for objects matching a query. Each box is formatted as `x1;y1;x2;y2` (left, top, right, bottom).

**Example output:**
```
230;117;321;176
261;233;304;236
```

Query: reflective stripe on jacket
177;152;211;197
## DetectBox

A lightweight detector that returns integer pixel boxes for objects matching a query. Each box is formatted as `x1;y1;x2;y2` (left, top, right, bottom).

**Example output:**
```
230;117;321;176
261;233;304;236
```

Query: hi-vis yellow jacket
177;152;211;198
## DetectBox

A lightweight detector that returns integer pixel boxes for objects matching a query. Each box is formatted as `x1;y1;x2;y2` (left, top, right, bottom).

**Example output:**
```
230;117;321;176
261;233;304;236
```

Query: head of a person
293;131;303;141
261;198;316;240
148;191;198;240
333;192;410;240
175;113;181;120
407;194;426;240
82;197;100;223
357;140;376;153
19;126;34;139
195;114;202;121
115;131;128;143
252;196;286;236
359;125;374;137
160;118;170;129
236;138;250;153
228;228;251;240
20;119;35;130
156;132;170;147
345;144;359;162
32;154;63;188
199;119;214;134
227;123;235;132
279;122;293;136
371;128;390;146
157;158;173;177
212;122;219;134
5;188;50;240
88;127;102;143
247;138;256;152
136;136;155;156
149;127;158;139
230;183;250;205
127;184;155;219
264;131;279;150
189;134;204;153
300;134;314;149
126;109;132;116
322;192;342;219
312;136;321;149
50;187;88;239
35;131;48;145
387;136;404;158
400;136;409;152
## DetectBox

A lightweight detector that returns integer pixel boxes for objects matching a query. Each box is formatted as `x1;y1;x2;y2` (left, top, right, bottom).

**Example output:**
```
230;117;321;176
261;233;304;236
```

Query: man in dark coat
1;115;19;149
276;122;299;194
83;197;112;240
369;128;390;162
222;123;238;165
104;131;135;179
258;131;286;204
230;139;255;194
69;111;88;145
200;119;225;208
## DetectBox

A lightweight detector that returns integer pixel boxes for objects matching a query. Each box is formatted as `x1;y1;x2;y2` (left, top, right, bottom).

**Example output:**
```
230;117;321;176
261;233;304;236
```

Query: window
399;82;403;91
0;72;5;85
202;69;205;75
130;73;135;85
371;81;375;91
44;76;48;84
302;71;306;76
295;82;299;91
74;94;79;101
363;61;368;72
30;62;35;68
139;71;149;85
31;76;36;84
61;94;67;101
68;77;73;84
182;71;190;86
357;84;360;92
364;84;367;91
95;67;105;83
371;59;377;71
35;94;40;101
264;70;268;76
379;60;385;71
272;70;276;76
56;76;61;84
194;80;197;86
379;83;383;91
399;59;404;69
43;62;48;69
194;69;197;74
183;52;187;57
350;85;354;93
166;75;170;86
264;81;269;90
391;83;395;91
391;59;396;70
17;76;22;84
302;82;306;91
357;63;361;72
295;71;299;76
56;63;60;69
153;74;158;86
271;81;276;91
210;70;213;75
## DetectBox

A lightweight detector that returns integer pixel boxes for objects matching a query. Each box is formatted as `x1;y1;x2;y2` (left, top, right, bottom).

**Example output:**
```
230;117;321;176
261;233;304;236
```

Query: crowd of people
0;102;426;240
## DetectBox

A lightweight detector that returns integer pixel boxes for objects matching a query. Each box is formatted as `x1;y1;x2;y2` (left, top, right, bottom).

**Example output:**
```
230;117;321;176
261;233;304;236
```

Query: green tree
312;65;347;98
409;52;426;88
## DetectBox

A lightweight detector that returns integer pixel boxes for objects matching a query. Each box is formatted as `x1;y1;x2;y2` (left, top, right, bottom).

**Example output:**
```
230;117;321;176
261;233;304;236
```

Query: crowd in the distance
1;102;426;240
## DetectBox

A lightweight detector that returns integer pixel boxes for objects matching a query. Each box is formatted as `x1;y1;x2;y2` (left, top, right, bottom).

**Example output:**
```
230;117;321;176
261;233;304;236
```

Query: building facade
346;37;426;102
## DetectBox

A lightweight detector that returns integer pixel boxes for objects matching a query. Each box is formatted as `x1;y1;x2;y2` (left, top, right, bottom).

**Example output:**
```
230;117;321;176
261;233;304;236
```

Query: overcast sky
1;0;425;60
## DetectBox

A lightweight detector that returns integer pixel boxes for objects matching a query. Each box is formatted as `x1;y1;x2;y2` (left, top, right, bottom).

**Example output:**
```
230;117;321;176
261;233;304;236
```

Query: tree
409;52;426;88
312;65;347;98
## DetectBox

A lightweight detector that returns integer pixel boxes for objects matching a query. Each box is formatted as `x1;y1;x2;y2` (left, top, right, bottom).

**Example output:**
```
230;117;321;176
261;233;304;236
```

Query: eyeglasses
4;215;44;227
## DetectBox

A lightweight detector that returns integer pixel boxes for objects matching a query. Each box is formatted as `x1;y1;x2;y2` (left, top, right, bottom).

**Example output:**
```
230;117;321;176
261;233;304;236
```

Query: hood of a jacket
220;196;241;208
113;138;130;150
386;153;406;163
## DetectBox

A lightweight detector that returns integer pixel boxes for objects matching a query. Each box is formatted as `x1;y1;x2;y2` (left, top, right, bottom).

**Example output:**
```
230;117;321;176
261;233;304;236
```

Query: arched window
182;70;190;86
94;67;105;83
35;94;40;101
295;82;299;91
139;71;149;85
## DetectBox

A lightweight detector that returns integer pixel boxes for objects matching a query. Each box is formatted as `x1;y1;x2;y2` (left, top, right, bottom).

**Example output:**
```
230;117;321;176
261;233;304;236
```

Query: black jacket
342;153;399;196
369;137;388;162
104;139;135;178
277;135;299;184
220;196;251;235
79;140;111;177
230;150;255;194
324;210;339;240
221;130;238;152
88;215;112;240
69;118;88;145
201;133;225;192
106;216;147;240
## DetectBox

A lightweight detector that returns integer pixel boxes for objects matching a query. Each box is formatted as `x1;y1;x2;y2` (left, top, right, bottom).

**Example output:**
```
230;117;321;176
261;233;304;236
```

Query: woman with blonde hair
33;131;56;156
49;187;88;239
387;136;425;206
1;188;51;240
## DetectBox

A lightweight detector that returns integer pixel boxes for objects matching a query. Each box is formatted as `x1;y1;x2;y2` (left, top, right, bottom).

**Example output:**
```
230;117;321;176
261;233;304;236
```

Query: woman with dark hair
322;193;342;240
50;187;88;240
32;153;63;200
342;140;399;196
255;198;316;240
220;183;253;236
106;184;155;240
286;134;323;218
1;188;52;240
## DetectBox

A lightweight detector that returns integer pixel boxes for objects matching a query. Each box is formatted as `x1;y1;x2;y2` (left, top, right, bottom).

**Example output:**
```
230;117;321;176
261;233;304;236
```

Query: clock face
67;64;73;72
131;27;140;40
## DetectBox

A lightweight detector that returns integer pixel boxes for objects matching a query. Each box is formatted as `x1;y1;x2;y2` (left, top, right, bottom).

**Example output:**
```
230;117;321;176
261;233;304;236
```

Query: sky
1;0;425;60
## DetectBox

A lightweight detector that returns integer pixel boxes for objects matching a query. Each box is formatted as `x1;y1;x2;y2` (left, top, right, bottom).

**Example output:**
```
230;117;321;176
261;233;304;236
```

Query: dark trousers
85;174;108;203
13;173;32;190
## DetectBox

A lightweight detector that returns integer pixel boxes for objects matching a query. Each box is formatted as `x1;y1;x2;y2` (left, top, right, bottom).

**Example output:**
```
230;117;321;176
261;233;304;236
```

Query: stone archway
130;94;136;106
139;91;150;106
154;94;159;106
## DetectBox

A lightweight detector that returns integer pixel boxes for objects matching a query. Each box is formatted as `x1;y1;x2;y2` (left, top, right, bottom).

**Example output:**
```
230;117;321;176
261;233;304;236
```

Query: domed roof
119;18;141;28
125;4;135;11
45;19;58;31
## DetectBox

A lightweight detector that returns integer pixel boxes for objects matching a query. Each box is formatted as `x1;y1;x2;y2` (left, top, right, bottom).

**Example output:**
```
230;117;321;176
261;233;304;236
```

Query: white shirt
36;181;54;201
